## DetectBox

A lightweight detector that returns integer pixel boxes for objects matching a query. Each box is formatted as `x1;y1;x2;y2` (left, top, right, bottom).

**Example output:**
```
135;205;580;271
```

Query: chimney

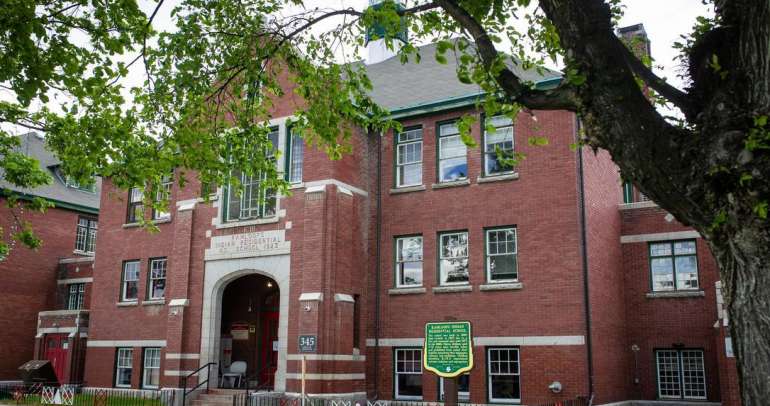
365;0;407;65
618;23;651;61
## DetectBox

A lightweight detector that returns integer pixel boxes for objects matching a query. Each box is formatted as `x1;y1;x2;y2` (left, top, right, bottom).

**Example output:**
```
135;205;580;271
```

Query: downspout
575;117;595;401
373;129;383;399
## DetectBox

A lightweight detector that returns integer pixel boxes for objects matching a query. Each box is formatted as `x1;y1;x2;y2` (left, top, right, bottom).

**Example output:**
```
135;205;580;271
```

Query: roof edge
1;190;99;215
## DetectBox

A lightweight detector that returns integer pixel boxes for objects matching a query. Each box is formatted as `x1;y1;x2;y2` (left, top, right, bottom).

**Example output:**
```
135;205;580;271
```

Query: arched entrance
220;274;280;389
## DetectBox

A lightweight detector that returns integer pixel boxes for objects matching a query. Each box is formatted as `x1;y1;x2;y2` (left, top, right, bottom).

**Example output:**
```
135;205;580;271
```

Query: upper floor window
395;236;423;288
486;227;518;282
649;240;699;291
127;187;143;223
488;347;521;403
115;348;133;388
395;127;423;187
121;260;140;302
287;129;304;184
152;174;173;221
75;217;97;254
483;116;515;176
439;231;469;285
148;258;167;300
59;167;96;193
223;129;278;222
394;348;422;400
437;122;467;182
67;283;85;310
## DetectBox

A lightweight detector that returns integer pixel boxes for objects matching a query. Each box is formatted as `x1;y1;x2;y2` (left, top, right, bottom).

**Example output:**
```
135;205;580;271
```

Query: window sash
487;347;521;403
115;348;133;387
127;188;144;223
122;261;140;302
439;232;469;285
649;240;699;291
288;131;304;184
67;283;85;310
396;128;423;187
395;348;422;400
484;117;515;176
225;171;276;222
438;133;467;182
152;176;173;220
149;259;167;300
143;348;161;389
656;349;706;400
75;218;97;253
486;228;518;282
395;237;423;288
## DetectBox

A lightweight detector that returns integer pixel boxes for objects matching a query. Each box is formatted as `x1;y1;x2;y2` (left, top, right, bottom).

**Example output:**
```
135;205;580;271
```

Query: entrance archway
220;274;280;389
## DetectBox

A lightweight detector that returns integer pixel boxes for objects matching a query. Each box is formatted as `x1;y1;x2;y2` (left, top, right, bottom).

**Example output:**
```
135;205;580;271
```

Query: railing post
206;363;211;393
181;376;187;406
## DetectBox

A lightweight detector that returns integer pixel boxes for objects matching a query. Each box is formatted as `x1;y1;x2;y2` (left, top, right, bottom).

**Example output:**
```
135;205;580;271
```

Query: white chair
221;361;247;388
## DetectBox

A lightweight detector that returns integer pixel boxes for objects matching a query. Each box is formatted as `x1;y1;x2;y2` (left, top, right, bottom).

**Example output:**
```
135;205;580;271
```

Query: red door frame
260;312;279;387
44;334;69;383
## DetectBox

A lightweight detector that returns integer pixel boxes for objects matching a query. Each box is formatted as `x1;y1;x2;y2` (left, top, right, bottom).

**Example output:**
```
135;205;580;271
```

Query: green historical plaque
423;321;474;378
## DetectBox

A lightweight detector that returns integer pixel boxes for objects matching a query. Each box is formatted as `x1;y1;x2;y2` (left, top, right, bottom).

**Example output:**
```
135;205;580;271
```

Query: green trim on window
647;239;699;292
435;117;465;184
393;125;423;188
623;182;634;203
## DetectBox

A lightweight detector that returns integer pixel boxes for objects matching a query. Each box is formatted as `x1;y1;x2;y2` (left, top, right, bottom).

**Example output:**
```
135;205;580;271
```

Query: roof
0;133;100;213
363;41;562;116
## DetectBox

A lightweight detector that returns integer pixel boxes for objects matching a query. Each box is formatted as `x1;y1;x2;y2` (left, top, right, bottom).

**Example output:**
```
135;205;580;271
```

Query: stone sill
72;250;95;257
122;218;172;229
619;201;658;210
215;216;280;229
39;309;89;316
142;300;166;306
433;285;473;294
431;179;470;189
390;185;426;195
646;290;705;299
116;301;138;307
479;282;523;291
477;172;520;184
388;287;427;295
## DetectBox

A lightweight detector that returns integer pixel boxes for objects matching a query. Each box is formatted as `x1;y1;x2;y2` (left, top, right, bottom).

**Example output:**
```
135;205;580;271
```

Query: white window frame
75;217;97;254
437;122;468;183
439;231;470;286
395;127;423;187
127;187;143;223
288;128;304;184
142;348;161;389
121;261;140;302
649;240;699;292
395;236;423;288
152;174;173;221
394;348;423;400
487;347;521;404
115;348;133;388
148;258;167;300
656;349;707;400
485;228;518;283
67;283;85;310
483;115;515;176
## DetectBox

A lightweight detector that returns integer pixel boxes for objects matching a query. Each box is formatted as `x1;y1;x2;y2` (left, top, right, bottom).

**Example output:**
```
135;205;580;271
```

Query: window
142;348;161;389
439;232;469;285
622;181;634;204
394;348;422;399
152;174;173;220
440;373;470;402
438;122;467;182
487;347;521;403
62;172;96;193
127;187;143;223
67;283;85;310
75;217;97;254
121;261;140;302
656;349;706;400
395;127;423;187
352;294;360;349
483;116;515;176
486;228;518;282
148;258;167;300
287;129;304;184
395;236;423;287
115;348;133;388
649;240;699;291
224;129;279;222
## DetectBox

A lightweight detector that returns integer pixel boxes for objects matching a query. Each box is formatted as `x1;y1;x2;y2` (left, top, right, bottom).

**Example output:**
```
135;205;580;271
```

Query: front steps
191;389;243;406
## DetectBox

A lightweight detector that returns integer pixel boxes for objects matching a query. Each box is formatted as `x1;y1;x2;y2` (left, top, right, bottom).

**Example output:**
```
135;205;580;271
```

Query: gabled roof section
363;41;563;116
0;133;100;213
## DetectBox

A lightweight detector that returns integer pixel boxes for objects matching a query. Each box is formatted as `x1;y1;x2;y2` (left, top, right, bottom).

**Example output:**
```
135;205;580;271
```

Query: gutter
575;117;595;399
0;190;99;215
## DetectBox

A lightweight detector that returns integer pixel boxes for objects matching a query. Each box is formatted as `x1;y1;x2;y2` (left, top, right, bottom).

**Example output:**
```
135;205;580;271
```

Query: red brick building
0;133;99;384
3;26;741;406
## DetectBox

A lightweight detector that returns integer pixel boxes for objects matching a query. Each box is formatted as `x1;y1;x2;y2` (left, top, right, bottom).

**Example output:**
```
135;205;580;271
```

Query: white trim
618;200;659;210
56;277;94;285
176;198;198;209
59;257;94;264
286;354;365;361
38;309;88;316
334;293;355;303
620;230;700;243
164;370;196;377
299;292;323;302
283;392;367;399
168;298;190;307
367;335;585;347
337;187;353;196
304;179;368;196
285;373;365;381
305;184;326;194
166;353;200;360
38;327;79;334
87;340;167;347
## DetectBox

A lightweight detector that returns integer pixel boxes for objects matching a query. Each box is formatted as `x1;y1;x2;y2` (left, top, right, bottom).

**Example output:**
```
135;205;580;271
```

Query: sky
2;0;712;136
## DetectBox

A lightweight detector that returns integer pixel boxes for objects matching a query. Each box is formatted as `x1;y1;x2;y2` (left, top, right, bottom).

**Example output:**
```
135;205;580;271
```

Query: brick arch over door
200;255;290;391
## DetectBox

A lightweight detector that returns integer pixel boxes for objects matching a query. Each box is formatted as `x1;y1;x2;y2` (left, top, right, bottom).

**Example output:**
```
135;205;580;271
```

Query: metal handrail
181;362;216;405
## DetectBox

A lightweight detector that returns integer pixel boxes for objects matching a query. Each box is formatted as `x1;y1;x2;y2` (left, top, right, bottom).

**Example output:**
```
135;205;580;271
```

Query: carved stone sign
205;230;290;260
